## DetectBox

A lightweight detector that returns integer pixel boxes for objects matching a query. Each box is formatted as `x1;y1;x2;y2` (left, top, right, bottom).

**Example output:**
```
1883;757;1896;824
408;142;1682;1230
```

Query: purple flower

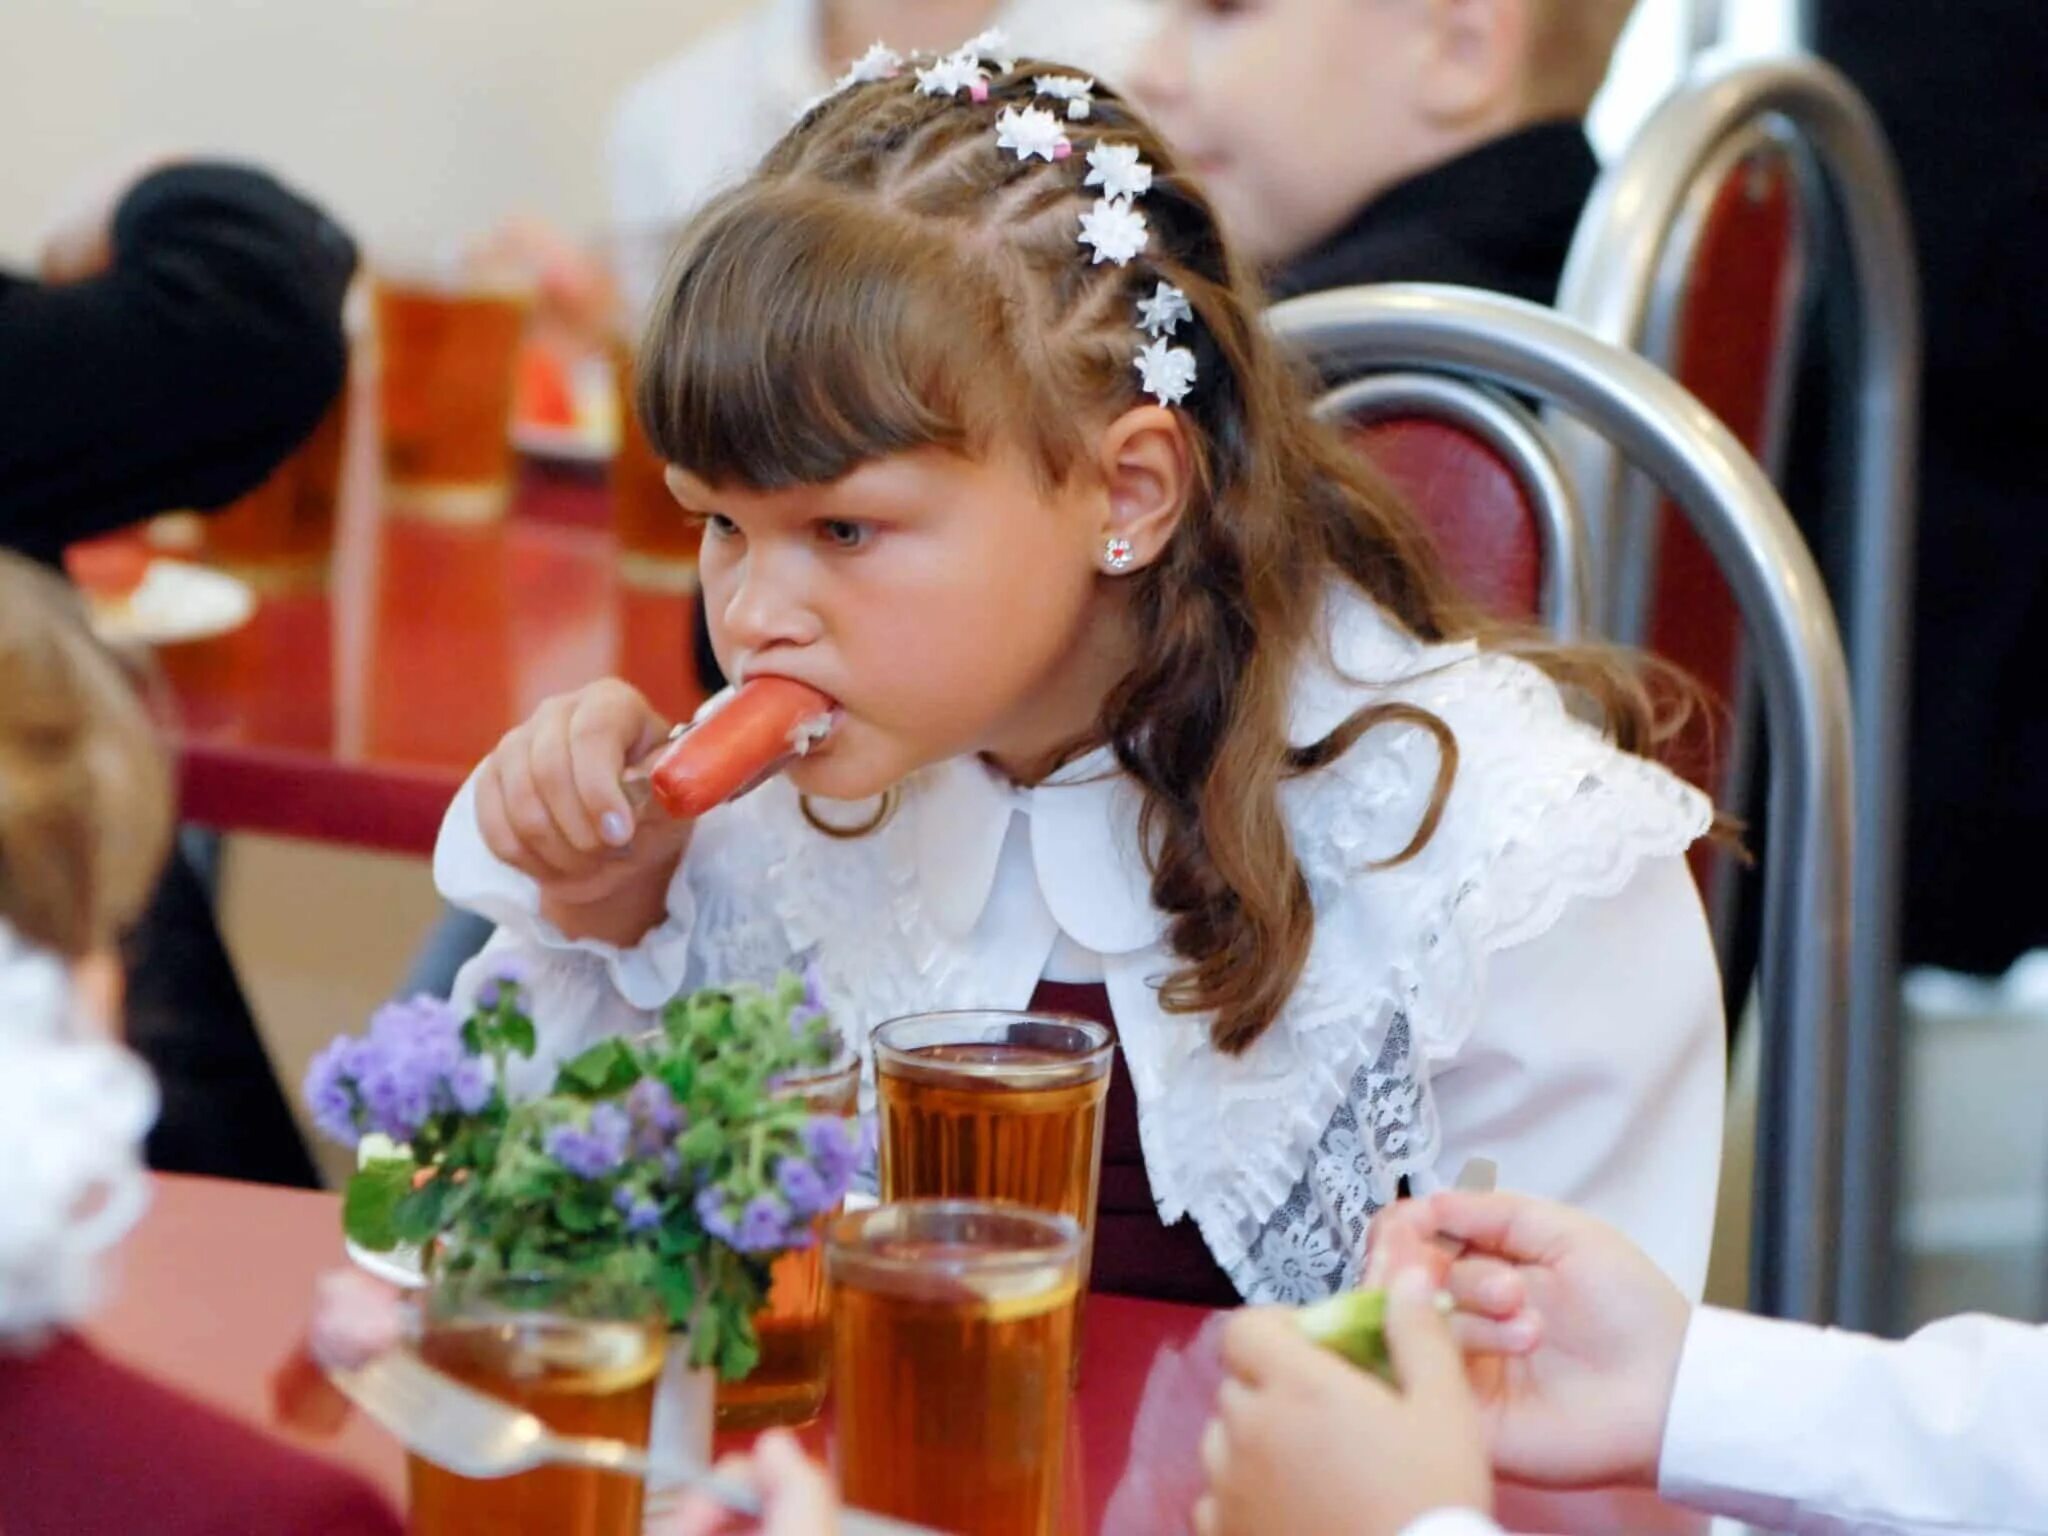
303;1036;364;1144
588;1102;631;1160
447;1058;492;1115
613;1186;662;1233
475;958;528;1010
775;1155;830;1218
695;1187;738;1245
801;1115;859;1187
789;955;828;1035
736;1194;793;1252
545;1105;629;1180
301;993;495;1148
625;1079;682;1155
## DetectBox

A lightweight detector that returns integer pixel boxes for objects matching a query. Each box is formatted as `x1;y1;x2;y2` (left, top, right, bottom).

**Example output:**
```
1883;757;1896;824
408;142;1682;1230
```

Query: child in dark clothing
1129;0;1633;303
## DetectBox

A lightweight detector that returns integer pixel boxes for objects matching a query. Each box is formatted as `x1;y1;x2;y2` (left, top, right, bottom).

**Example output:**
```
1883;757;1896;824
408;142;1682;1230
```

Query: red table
89;1175;1220;1532
164;428;707;857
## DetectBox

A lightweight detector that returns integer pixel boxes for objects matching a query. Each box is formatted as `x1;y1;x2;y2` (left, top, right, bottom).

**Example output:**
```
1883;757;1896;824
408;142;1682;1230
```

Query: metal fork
329;1351;944;1535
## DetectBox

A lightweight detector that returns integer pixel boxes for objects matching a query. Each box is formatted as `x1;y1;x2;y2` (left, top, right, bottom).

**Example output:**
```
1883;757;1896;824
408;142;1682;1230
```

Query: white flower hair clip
917;48;989;101
1084;142;1153;202
1135;336;1199;406
1137;281;1192;337
1033;74;1096;120
995;105;1072;163
1078;197;1150;265
964;27;1018;72
837;41;904;88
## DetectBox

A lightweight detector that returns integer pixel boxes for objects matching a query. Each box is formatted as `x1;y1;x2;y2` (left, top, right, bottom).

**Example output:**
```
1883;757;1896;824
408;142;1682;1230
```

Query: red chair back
1319;374;1584;634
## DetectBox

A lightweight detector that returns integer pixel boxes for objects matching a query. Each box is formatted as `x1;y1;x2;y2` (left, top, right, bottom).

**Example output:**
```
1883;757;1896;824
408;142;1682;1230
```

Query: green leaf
461;1017;485;1055
555;1037;639;1097
342;1159;417;1251
675;1121;723;1167
393;1175;456;1244
717;1324;761;1384
502;1012;538;1059
653;1262;697;1328
554;1185;611;1235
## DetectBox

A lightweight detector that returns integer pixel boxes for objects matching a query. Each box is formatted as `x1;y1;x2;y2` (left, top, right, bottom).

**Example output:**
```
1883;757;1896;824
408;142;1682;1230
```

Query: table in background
89;1175;1219;1531
165;452;706;858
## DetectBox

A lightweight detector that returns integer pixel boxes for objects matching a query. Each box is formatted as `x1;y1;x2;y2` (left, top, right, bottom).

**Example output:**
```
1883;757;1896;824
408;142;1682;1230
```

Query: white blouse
436;589;1725;1305
1407;1307;2048;1536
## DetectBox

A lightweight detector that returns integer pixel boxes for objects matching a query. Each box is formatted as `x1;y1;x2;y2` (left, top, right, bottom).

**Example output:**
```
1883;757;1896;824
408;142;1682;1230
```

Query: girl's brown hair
638;64;1708;1054
0;554;173;959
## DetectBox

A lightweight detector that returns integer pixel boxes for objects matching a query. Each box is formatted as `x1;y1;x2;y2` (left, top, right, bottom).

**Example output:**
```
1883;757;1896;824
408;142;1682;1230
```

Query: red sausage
644;677;836;819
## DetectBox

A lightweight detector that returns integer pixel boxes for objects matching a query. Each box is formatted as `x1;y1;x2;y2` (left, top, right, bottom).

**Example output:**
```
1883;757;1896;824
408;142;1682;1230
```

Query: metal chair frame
1268;283;1856;1325
1313;372;1589;639
1556;55;1921;1330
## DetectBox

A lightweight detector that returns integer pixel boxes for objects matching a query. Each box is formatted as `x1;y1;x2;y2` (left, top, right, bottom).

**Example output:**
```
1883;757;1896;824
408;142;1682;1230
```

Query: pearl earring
1103;536;1136;574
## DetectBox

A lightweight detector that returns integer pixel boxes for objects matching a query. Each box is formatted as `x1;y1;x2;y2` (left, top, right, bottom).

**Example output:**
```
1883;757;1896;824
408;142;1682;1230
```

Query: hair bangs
635;186;1005;490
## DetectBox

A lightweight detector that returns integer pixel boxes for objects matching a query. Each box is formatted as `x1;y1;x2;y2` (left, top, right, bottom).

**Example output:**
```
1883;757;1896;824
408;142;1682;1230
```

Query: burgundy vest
1029;979;1240;1307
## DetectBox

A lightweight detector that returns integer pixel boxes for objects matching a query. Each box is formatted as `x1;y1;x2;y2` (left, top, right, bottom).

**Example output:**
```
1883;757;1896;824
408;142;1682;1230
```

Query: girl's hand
474;680;691;942
661;1430;840;1536
1196;1271;1492;1536
308;1268;409;1370
1407;1190;1693;1491
273;1269;408;1434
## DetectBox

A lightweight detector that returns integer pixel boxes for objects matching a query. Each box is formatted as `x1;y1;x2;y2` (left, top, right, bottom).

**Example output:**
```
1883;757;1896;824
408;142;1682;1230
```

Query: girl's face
672;442;1134;797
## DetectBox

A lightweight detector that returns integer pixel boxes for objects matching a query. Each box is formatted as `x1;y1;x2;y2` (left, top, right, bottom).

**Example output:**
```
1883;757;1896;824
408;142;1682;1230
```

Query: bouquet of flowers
302;965;861;1380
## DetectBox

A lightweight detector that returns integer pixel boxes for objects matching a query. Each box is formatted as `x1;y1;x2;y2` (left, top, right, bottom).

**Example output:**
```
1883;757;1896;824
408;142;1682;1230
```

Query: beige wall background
0;0;1800;264
0;0;754;265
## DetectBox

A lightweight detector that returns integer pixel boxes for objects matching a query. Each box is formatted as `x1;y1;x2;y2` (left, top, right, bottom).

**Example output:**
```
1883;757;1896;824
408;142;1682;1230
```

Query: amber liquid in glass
833;1250;1078;1536
407;1316;662;1536
610;350;701;592
204;386;349;583
377;282;527;520
879;1044;1107;1224
714;1238;830;1430
714;1059;857;1430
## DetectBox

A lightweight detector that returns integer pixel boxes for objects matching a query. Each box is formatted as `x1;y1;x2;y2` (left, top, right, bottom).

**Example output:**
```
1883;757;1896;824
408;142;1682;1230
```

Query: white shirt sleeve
433;769;701;1094
1428;851;1726;1297
1659;1305;2048;1535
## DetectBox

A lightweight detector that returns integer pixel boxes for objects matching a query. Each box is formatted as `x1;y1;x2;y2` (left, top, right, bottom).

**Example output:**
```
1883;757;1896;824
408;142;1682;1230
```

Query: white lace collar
910;749;1160;955
907;589;1451;957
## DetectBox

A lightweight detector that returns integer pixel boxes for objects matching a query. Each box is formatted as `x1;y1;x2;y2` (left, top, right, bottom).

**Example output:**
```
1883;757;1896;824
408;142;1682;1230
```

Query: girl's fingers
566;689;649;848
1451;1309;1542;1357
1219;1306;1321;1388
1445;1256;1526;1320
496;741;583;877
1382;1267;1470;1415
529;697;603;853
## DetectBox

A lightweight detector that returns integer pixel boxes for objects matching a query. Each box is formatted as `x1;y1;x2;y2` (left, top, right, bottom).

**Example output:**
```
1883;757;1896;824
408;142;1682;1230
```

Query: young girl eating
436;39;1725;1312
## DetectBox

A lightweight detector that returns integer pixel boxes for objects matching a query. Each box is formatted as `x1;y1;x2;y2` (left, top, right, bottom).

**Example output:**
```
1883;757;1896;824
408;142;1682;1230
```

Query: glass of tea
828;1200;1082;1536
202;383;351;587
610;344;702;594
713;1046;861;1431
407;1269;665;1536
872;1011;1111;1277
375;269;530;522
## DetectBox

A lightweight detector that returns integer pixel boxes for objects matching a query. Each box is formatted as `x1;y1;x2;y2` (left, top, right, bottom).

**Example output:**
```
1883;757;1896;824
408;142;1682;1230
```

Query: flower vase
649;1332;716;1483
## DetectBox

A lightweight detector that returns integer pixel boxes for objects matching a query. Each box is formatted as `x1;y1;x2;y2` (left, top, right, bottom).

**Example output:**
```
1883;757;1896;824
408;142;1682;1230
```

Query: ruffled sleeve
432;769;801;1093
1167;603;1721;1305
